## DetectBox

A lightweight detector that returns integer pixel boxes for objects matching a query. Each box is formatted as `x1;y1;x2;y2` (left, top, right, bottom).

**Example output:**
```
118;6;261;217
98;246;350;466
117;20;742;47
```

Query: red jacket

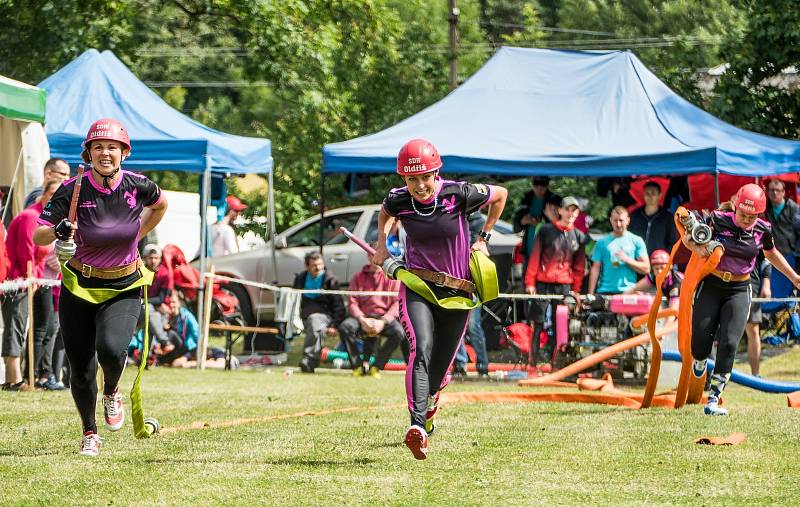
348;265;401;323
525;222;587;292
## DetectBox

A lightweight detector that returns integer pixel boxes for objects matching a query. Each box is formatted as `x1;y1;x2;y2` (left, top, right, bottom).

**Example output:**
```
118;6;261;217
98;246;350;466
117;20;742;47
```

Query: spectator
211;195;247;256
764;179;800;260
588;206;649;295
454;212;491;378
525;196;588;368
293;251;345;373
24;158;70;208
624;249;682;319
2;180;59;391
745;257;771;377
629;180;678;255
338;262;403;378
137;243;172;351
513;176;561;264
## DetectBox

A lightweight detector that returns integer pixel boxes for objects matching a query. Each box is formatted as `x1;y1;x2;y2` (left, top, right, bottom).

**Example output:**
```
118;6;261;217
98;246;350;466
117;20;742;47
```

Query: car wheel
222;282;255;327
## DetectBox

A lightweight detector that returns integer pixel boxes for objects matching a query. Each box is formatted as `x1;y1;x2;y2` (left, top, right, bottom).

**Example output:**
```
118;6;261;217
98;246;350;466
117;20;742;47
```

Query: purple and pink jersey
704;210;774;276
39;170;162;268
383;179;491;281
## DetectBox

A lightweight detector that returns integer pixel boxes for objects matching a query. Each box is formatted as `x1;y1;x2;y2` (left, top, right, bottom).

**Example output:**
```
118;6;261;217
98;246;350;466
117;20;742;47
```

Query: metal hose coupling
679;212;713;245
382;257;406;280
55;240;77;262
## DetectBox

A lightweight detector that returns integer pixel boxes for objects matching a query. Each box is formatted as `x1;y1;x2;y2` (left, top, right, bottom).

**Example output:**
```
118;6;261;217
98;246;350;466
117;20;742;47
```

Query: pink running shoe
79;432;102;456
103;387;125;431
404;425;429;460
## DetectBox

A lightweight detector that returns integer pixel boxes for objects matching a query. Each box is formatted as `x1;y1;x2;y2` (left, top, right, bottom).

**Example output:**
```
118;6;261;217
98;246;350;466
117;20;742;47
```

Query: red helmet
649;249;670;266
733;183;766;214
396;139;442;176
81;118;131;163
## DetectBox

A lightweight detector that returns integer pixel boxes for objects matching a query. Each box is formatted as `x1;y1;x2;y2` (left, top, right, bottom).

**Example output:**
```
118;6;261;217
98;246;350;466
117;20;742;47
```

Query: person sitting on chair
294;251;345;373
338;261;404;378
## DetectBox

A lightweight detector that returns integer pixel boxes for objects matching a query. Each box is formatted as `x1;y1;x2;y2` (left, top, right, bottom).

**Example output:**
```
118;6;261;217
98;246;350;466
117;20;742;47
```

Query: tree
554;0;744;103
711;0;800;137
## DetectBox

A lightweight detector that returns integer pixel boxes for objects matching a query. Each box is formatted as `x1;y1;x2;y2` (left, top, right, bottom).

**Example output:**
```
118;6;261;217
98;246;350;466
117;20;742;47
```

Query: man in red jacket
524;196;588;369
2;180;59;390
338;262;404;378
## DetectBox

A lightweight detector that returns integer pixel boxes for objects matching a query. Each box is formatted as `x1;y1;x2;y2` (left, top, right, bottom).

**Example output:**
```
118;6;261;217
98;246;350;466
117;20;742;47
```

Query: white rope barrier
0;277;61;293
204;272;800;303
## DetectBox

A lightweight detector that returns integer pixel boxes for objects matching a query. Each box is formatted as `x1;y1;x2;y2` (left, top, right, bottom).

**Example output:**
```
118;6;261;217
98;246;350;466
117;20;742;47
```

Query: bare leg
3;357;21;384
745;322;761;376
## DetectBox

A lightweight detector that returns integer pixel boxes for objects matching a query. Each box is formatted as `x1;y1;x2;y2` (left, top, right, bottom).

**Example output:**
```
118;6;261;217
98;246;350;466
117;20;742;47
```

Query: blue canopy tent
323;47;800;179
38;49;277;345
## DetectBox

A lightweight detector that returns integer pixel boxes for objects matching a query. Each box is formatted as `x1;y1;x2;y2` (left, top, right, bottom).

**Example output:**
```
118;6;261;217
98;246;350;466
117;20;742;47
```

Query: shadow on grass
144;456;378;466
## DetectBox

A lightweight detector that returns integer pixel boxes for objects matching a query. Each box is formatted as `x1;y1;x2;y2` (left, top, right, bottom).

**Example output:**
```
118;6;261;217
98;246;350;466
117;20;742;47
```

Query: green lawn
2;347;800;506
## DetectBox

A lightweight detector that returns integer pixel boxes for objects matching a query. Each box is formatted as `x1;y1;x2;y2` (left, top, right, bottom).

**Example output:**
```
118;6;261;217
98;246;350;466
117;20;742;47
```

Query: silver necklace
410;194;438;216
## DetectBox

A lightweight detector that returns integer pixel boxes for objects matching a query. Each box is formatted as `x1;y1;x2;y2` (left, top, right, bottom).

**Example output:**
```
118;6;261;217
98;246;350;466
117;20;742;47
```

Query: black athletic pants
691;275;750;375
60;287;142;433
399;285;470;428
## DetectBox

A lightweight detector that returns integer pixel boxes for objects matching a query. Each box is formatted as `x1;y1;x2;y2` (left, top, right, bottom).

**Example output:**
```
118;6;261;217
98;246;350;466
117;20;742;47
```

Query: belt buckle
432;271;447;287
722;271;732;282
80;263;92;278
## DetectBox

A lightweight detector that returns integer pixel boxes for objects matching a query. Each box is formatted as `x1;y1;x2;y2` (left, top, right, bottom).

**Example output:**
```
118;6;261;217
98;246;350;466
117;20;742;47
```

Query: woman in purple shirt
372;139;507;460
34;119;168;455
683;184;800;416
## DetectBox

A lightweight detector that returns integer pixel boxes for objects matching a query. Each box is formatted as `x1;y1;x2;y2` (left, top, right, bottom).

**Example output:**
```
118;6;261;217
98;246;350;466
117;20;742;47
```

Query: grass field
2;345;800;506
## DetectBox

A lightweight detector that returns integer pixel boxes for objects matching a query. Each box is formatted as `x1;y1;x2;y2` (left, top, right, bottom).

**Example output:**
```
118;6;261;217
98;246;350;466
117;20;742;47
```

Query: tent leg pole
269;170;278;284
2;150;23;224
319;171;325;255
197;159;212;367
713;171;720;208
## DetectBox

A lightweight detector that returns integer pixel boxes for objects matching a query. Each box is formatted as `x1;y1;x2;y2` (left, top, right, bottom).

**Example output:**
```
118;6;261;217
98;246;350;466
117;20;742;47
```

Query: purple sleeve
38;183;70;226
140;177;162;207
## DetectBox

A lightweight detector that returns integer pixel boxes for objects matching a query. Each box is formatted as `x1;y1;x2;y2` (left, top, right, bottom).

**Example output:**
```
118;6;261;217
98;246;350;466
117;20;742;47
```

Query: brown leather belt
711;268;750;283
408;268;475;294
68;257;142;280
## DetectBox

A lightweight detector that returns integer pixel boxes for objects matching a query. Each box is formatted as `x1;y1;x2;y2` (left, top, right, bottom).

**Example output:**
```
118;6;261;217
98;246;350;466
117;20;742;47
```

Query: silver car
206;204;521;329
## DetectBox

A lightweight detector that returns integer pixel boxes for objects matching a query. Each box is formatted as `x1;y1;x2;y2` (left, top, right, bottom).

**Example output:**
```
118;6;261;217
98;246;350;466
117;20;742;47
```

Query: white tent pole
2;149;24;223
268;169;278;283
196;156;212;367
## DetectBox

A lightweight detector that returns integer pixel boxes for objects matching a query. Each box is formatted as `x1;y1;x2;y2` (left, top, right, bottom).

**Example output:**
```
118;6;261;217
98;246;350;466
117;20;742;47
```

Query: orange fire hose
517;319;677;386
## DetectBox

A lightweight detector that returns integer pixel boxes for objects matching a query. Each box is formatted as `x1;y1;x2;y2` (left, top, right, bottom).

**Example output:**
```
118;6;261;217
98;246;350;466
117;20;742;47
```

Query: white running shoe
79;432;102;456
404;425;429;460
704;397;728;416
103;387;125;431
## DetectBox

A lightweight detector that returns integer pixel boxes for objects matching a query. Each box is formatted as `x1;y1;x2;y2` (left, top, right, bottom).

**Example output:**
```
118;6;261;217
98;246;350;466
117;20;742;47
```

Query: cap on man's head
143;244;161;256
532;176;550;186
560;196;582;211
226;195;248;212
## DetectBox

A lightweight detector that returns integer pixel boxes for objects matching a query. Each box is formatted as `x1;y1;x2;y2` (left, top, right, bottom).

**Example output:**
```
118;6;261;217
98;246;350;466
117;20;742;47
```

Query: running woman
34;118;168;455
624;249;683;315
372;139;508;460
682;183;800;415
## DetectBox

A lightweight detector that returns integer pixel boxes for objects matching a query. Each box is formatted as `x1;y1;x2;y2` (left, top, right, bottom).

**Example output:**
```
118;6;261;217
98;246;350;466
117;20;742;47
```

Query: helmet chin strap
91;163;120;189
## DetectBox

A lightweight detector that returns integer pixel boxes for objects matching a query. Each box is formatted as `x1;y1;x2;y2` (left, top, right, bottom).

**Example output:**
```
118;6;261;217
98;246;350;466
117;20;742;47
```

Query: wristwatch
478;230;492;242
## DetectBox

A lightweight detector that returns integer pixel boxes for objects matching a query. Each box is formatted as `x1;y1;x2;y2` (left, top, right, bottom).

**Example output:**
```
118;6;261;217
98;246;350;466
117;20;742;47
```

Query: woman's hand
371;243;391;267
471;238;489;256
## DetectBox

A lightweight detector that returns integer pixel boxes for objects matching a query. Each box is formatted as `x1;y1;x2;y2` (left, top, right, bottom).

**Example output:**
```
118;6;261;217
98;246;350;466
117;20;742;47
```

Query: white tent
0;74;49;217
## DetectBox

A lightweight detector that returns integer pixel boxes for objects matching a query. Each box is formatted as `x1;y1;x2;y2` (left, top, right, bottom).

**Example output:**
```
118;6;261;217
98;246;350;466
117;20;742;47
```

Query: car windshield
285;212;361;247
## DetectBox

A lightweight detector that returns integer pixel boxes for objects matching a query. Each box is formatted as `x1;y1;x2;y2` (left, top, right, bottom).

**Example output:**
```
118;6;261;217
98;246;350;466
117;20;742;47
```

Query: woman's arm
33;225;57;246
764;248;800;289
371;207;396;266
623;276;651;294
472;185;508;255
139;197;168;241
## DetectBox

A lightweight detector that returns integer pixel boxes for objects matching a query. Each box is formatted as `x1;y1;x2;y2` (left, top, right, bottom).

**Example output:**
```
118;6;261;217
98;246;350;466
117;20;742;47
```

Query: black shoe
299;358;314;373
477;368;490;380
42;375;66;391
2;381;27;391
452;364;467;379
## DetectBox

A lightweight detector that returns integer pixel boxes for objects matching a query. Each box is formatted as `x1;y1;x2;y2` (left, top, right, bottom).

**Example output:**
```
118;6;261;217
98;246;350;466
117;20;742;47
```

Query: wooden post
199;266;215;370
26;261;35;390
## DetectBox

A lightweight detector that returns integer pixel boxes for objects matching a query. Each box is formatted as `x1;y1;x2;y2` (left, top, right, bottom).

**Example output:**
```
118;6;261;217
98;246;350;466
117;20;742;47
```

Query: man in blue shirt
588;206;650;295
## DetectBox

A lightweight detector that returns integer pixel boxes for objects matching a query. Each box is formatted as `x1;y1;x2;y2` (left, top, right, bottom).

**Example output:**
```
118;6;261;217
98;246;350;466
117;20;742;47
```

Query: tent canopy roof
323;47;800;177
39;49;272;174
0;75;46;124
